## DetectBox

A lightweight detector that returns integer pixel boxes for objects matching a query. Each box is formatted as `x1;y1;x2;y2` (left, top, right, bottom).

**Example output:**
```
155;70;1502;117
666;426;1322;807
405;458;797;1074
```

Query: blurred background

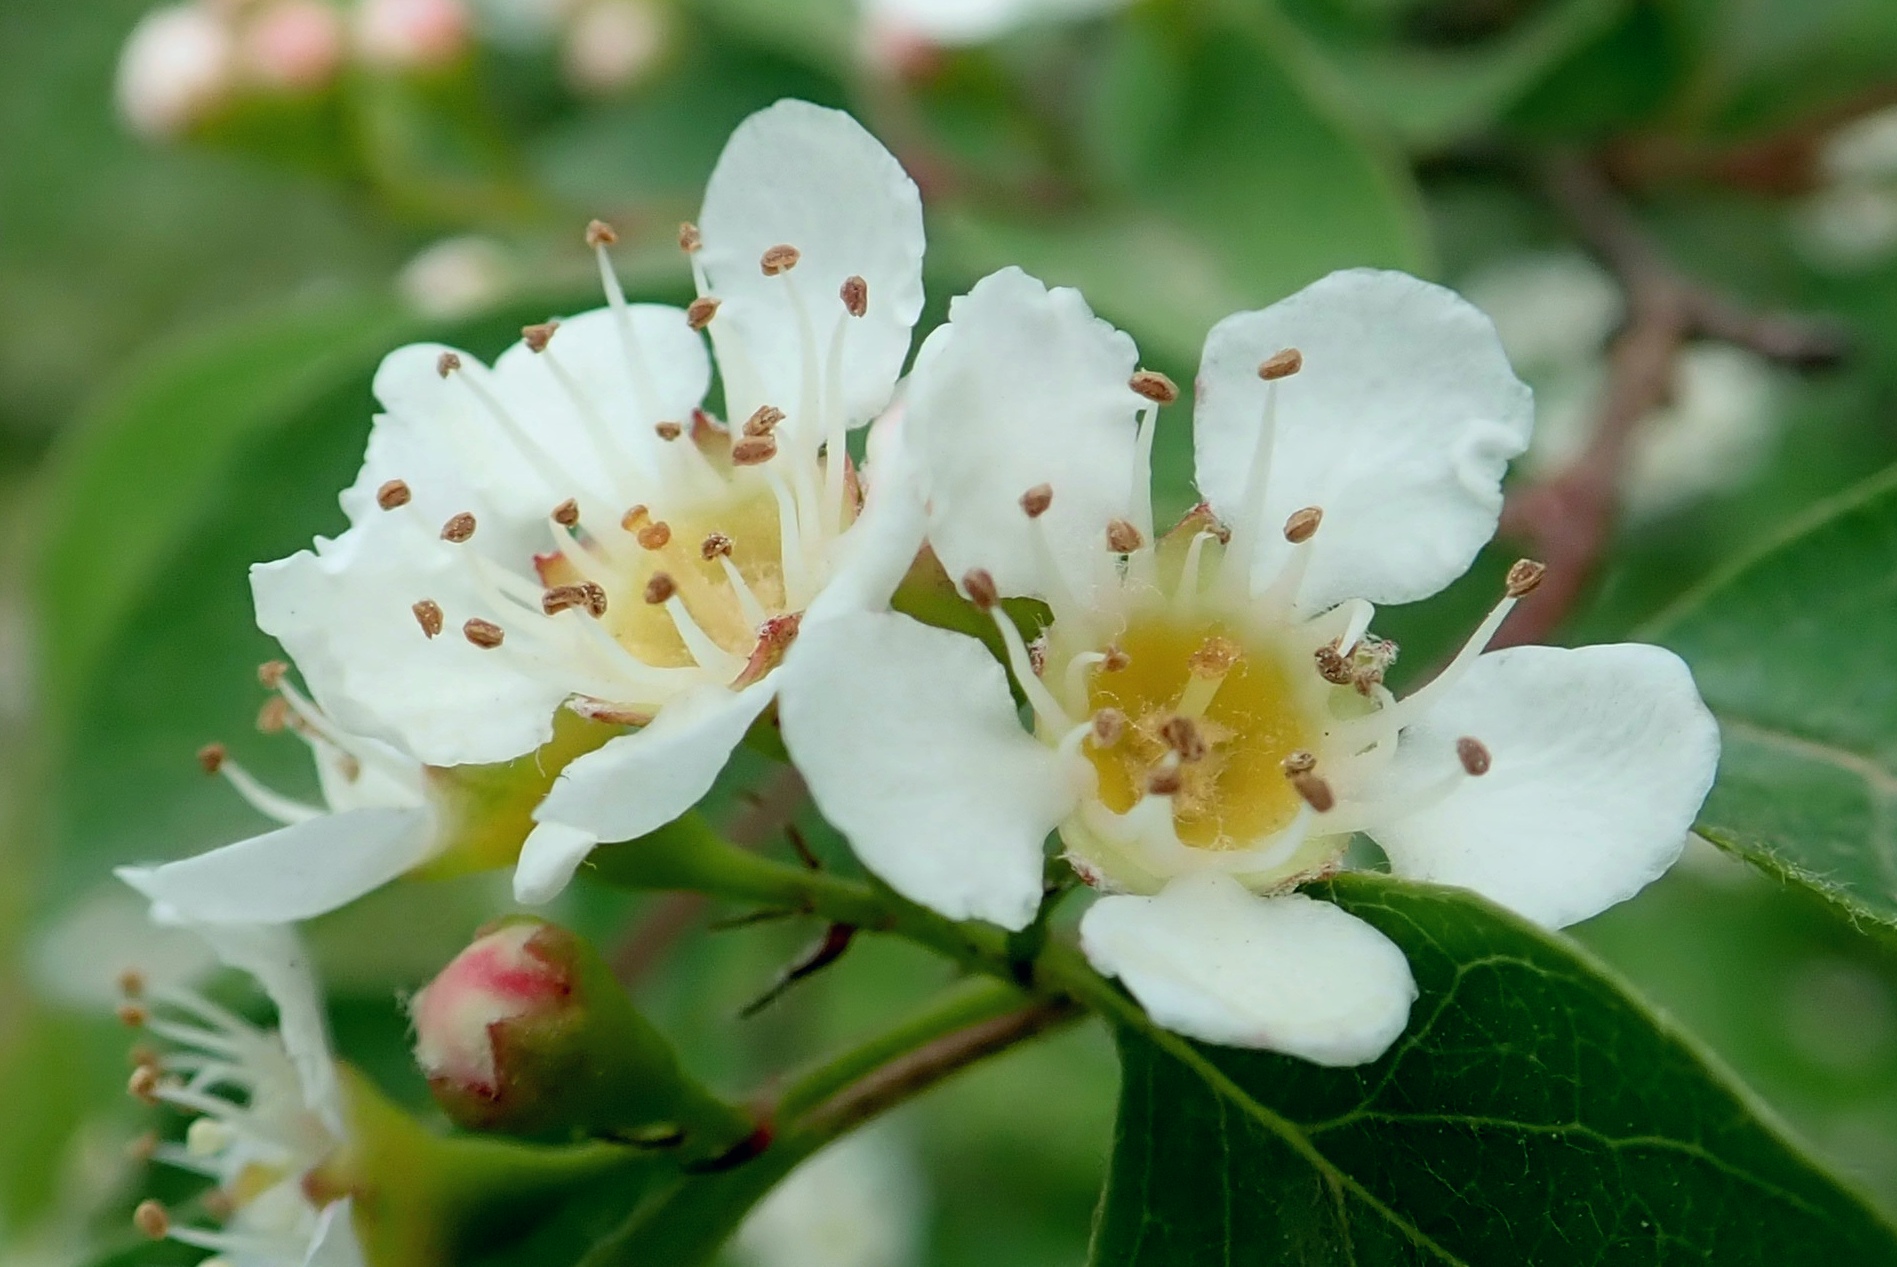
6;0;1897;1262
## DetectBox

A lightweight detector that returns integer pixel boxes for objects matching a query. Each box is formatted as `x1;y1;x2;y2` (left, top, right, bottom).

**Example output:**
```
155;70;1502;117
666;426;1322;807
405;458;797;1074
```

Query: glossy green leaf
1646;464;1897;931
1091;873;1897;1265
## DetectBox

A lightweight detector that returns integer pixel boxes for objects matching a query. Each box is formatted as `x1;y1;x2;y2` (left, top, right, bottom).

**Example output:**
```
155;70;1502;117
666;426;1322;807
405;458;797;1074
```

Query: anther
1160;715;1207;763
1283;506;1323;543
701;532;733;560
677;221;700;253
126;1132;158;1162
375;479;412;510
1188;635;1241;678
1091;708;1126;747
413;599;444;639
636;521;672;550
463;618;505;649
1258;348;1303;380
840;275;868;317
1314;644;1353;685
552;498;580;527
196;743;226;775
1147;766;1185;797
118;968;146;998
1129;370;1178;404
1281;749;1316;775
760;244;800;275
441;512;476;543
1505;558;1547;598
128;1065;161;1104
522;321;559;353
117;1002;148;1027
541;584;596;616
436;351;461;378
257;695;289;733
1106;519;1144;553
687;296;721;330
744;405;785;436
1019;484;1053;518
621;504;649;532
257;660;288;688
644;573;677;605
732;436;777;466
1456;736;1492;777
655;420;683;441
962;568;999;611
133;1200;170;1240
1101;645;1130;673
587;219;619;248
1288;770;1335;813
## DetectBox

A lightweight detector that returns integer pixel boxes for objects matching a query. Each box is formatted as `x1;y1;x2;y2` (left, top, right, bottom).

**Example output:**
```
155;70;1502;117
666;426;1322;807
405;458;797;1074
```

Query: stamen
986;602;1072;731
1258;347;1303;380
464;618;505;649
437;351;461;377
1064;650;1107;705
1020;484;1053;518
840;275;868;317
1456;737;1492;776
701;532;733;559
129;1065;162;1103
589;218;666;424
644;573;676;604
1170;531;1218;616
1101;645;1130;673
636;521;672;550
962;569;999;611
744;405;785;436
1398;560;1545;723
588;219;619;248
676;221;699;252
1160;715;1207;762
413;599;444;638
118;1002;148;1026
120;968;147;999
716;555;770;629
441;512;476;543
1147;761;1184;798
542;583;608;617
257;660;288;687
687;297;720;330
760;244;800;275
655;421;683;441
552;498;580;527
733;436;777;465
1283;506;1322;543
1287;769;1335;813
376;479;411;510
1129;370;1178;404
521;321;558;353
197;743;226;775
1218;374;1283;595
1506;558;1547;597
134;1200;170;1239
1091;708;1126;747
1314;644;1353;685
1176;636;1240;719
1106;519;1143;553
662;593;746;678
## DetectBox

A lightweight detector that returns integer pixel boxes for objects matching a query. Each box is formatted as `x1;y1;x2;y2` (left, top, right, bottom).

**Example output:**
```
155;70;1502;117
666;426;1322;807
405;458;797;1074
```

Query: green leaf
1091;873;1897;1264
1645;464;1897;932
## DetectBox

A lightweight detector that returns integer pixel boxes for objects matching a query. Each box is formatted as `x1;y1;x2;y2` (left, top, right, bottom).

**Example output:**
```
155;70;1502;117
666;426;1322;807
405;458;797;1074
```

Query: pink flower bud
243;0;346;92
354;0;470;71
116;4;237;139
562;0;669;97
411;921;569;1103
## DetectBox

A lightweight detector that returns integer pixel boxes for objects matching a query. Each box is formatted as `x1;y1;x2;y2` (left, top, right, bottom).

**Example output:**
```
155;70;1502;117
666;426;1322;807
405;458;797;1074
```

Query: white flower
733;1127;927;1267
117;4;236;140
397;235;514;320
562;0;670;96
353;0;471;70
1795;106;1897;272
251;100;929;906
779;266;1720;1064
862;0;1129;48
118;912;364;1267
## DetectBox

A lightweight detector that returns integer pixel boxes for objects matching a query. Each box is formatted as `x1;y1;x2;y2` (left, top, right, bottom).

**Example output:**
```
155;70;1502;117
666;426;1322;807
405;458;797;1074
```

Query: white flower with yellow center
780;266;1721;1065
117;916;363;1267
249;99;929;905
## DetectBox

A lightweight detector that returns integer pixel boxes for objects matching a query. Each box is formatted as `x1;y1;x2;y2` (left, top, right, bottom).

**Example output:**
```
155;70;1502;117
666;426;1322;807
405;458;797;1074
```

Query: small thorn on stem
740;923;857;1018
786;823;822;871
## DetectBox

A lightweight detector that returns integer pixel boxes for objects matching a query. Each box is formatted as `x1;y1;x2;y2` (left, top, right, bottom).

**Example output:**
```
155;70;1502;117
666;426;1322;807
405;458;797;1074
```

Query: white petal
1195;269;1533;613
904;267;1143;601
697;100;925;427
115;807;439;926
303;1198;366;1267
777;609;1075;930
1369;643;1719;929
867;0;1131;45
251;509;570;767
1079;873;1416;1064
522;679;777;900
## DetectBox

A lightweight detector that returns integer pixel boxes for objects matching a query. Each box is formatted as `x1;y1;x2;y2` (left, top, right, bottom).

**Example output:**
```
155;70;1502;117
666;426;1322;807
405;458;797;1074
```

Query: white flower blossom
862;0;1129;48
733;1127;927;1267
117;3;237;140
779;266;1720;1065
250;100;929;907
117;912;364;1267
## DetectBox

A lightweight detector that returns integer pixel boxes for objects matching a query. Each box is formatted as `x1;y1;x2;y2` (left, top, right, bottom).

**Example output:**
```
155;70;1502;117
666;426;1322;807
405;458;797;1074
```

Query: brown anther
732;436;778;466
128;1065;161;1104
521;320;559;353
636;521;673;550
1101;645;1130;673
760;244;800;275
744;405;785;437
375;479;411;510
1019;484;1053;518
655;420;683;441
436;351;461;378
1456;737;1492;777
701;532;734;560
1129;370;1178;404
962;568;999;611
133;1200;170;1240
620;504;649;532
1106;519;1144;553
257;659;289;688
1091;708;1126;747
126;1132;159;1163
840;275;869;317
196;743;226;775
676;221;700;253
412;599;444;639
117;1003;148;1027
581;582;608;617
1288;770;1335;813
1188;635;1241;678
1283;506;1323;544
1314;644;1353;685
541;584;592;616
552;498;580;527
587;219;619;248
118;968;146;999
1505;558;1547;598
1147;766;1185;797
202;1189;236;1220
463;618;505;649
257;695;289;734
644;573;677;605
1258;348;1303;380
1281;749;1316;775
687;296;721;330
441;512;476;543
1159;715;1207;763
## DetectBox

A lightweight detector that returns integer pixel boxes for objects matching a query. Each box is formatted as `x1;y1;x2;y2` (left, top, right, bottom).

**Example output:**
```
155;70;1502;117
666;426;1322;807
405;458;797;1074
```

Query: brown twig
1494;153;1849;646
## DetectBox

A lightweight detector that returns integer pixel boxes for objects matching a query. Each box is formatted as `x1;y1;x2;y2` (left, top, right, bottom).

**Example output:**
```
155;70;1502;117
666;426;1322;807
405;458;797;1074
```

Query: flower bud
354;0;471;72
242;0;346;92
412;918;753;1154
562;0;670;96
116;4;237;140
